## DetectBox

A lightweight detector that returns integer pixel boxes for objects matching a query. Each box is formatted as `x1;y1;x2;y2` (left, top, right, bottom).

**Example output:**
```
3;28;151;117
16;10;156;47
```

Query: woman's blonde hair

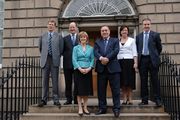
78;31;89;43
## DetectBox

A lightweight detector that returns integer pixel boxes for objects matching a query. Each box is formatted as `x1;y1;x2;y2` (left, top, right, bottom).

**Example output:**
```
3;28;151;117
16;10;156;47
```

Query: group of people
38;18;162;118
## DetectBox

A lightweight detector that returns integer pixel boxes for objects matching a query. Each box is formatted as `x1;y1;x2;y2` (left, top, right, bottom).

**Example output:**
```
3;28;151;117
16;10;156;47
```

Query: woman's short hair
78;31;89;43
119;25;129;36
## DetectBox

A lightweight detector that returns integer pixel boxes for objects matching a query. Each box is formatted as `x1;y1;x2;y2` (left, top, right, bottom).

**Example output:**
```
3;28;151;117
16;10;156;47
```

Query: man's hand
100;57;109;65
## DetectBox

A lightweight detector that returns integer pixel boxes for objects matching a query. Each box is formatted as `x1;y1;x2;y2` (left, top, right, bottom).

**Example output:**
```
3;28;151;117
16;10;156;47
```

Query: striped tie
48;33;52;56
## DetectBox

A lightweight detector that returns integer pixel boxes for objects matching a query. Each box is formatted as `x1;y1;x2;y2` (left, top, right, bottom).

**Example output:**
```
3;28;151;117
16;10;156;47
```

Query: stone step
29;99;165;113
29;104;165;113
20;113;170;120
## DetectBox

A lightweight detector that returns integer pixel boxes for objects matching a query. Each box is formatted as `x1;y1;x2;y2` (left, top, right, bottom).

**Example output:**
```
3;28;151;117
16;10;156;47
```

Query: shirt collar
144;31;150;34
48;32;54;36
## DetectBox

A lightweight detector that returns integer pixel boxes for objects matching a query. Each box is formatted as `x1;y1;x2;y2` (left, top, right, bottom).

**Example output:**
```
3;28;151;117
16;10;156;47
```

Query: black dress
74;69;93;96
119;59;136;89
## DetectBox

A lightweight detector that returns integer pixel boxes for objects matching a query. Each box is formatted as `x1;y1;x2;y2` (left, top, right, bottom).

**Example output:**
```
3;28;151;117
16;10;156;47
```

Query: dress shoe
114;111;120;118
54;101;61;106
38;100;46;107
78;112;83;117
95;110;106;115
155;100;162;107
139;101;148;106
83;109;91;115
127;101;133;105
64;101;72;105
122;101;127;105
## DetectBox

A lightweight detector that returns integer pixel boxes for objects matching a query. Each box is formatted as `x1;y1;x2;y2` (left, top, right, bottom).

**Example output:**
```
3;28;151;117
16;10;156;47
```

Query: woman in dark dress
117;26;138;105
72;31;94;116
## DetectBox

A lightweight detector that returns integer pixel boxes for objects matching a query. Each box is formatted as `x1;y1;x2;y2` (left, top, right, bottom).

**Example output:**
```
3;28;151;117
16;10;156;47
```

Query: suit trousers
42;55;59;103
63;68;77;102
97;68;120;112
139;55;161;102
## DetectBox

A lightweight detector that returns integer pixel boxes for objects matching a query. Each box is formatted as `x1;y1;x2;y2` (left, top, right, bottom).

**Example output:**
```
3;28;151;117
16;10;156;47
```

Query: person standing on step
117;25;138;105
72;31;94;116
136;18;162;107
94;25;121;118
63;22;78;105
38;19;63;107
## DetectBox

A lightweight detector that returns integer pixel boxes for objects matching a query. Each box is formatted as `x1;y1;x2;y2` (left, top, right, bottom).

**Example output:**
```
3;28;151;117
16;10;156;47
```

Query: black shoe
78;112;83;117
122;101;127;105
114;111;120;118
83;109;91;115
38;100;46;107
155;100;162;107
74;100;78;104
95;110;106;115
64;101;72;105
54;101;61;106
139;101;148;106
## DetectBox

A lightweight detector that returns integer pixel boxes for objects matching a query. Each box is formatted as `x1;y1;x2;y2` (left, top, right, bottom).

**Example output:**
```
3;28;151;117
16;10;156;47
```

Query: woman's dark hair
119;25;129;36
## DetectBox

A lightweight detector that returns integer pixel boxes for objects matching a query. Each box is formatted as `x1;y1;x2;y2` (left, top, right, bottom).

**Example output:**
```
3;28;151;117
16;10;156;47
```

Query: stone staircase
20;98;170;120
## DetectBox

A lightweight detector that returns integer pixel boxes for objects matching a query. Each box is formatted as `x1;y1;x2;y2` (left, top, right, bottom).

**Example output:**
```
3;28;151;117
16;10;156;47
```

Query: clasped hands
78;67;91;74
100;56;109;65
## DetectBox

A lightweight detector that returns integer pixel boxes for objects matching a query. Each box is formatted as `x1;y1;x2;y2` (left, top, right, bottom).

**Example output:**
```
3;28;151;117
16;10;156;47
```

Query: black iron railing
158;53;180;120
0;56;42;120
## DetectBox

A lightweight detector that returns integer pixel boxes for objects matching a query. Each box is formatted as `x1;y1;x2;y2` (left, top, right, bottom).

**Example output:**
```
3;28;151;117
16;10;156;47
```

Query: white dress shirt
117;37;137;59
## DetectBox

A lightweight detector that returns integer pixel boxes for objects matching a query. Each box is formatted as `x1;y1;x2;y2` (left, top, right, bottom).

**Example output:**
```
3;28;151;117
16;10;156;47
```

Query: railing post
1;70;4;120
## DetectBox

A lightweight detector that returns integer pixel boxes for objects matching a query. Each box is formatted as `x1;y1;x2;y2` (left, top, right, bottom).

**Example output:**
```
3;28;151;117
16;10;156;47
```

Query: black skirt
74;69;93;96
119;59;136;89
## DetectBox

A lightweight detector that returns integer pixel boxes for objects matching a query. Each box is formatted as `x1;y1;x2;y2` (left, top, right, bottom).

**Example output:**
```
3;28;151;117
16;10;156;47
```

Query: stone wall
134;0;180;64
3;0;62;67
3;0;180;67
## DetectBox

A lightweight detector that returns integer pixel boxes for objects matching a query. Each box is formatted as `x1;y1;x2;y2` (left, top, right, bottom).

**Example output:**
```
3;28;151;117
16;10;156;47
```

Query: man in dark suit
136;18;162;107
38;20;63;107
94;26;121;117
63;22;78;105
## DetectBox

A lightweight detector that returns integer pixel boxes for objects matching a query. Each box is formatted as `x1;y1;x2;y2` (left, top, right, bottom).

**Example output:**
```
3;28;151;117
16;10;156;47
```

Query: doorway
79;27;118;97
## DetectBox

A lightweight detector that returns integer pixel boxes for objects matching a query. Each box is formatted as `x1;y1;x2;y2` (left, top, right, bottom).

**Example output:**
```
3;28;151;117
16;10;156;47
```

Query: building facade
2;0;180;96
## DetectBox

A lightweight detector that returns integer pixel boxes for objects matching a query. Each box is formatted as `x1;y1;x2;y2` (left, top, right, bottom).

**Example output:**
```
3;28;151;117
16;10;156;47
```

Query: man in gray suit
38;20;64;107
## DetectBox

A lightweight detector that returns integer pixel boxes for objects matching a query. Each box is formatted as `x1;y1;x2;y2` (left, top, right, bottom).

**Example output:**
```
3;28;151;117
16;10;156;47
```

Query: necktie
143;32;149;55
104;39;108;53
72;34;75;45
48;33;52;56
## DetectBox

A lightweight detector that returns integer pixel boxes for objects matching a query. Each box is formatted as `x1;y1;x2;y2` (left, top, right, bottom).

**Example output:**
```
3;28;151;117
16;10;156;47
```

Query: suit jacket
39;31;64;68
72;44;94;70
94;37;121;73
63;34;79;69
136;30;162;67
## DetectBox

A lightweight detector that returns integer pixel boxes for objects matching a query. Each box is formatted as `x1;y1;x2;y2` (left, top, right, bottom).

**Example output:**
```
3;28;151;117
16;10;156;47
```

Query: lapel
74;34;79;46
77;45;89;56
99;39;105;49
139;32;144;51
148;31;153;44
105;37;111;51
51;32;58;47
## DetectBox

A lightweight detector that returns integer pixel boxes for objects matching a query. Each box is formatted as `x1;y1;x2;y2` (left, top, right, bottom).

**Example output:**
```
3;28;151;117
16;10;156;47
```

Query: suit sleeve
38;36;42;53
90;48;95;68
72;47;80;69
155;33;162;55
59;34;64;55
106;39;119;60
94;40;102;60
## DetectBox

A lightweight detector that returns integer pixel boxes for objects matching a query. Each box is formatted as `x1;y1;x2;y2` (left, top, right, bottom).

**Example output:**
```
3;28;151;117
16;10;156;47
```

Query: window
63;0;135;17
